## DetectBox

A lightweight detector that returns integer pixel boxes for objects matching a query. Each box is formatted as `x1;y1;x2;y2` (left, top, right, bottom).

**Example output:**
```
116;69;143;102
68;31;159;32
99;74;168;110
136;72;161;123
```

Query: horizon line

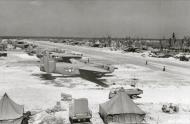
0;35;184;40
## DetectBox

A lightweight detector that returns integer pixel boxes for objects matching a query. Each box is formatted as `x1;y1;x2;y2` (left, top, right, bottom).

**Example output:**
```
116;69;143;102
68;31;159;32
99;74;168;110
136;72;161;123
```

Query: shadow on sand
32;73;56;80
32;73;109;87
82;77;109;87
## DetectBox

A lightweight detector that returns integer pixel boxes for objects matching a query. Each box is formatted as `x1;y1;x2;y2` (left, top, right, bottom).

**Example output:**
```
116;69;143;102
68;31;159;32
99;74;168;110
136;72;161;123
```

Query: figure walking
163;66;166;71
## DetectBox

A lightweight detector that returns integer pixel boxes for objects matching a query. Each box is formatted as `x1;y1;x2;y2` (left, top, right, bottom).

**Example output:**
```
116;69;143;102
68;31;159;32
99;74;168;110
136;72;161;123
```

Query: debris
123;46;140;52
162;103;179;114
39;116;65;124
61;93;72;101
179;56;189;61
30;111;65;124
46;101;66;113
0;52;7;57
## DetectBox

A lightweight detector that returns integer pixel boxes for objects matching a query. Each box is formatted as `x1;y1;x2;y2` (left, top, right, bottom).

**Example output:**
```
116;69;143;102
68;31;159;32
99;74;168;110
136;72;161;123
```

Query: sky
0;0;190;38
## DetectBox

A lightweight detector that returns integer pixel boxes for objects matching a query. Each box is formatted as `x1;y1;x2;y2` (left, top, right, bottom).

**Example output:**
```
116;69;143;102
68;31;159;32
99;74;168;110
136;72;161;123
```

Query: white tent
99;91;145;124
0;93;24;124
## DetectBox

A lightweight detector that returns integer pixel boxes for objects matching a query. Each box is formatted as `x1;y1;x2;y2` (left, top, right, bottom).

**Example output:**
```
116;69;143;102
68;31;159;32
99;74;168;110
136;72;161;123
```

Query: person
163;66;166;71
145;60;148;65
21;111;31;124
131;81;136;87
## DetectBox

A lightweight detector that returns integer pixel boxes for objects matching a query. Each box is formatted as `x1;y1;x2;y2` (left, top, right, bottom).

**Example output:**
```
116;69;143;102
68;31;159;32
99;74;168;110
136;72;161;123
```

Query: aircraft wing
51;53;82;58
79;66;109;73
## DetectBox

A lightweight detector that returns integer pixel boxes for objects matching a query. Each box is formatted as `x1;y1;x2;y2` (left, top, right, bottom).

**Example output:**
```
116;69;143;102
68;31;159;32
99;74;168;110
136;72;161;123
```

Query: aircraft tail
69;58;83;65
40;54;56;73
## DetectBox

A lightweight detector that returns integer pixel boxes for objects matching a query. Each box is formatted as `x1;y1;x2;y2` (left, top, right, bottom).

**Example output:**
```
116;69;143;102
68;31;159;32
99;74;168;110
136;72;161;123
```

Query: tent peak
2;92;9;99
3;92;8;97
0;93;24;120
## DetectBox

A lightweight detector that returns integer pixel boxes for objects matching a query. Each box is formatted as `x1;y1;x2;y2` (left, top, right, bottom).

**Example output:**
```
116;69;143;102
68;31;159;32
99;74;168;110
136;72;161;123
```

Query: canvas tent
0;93;24;124
99;91;145;124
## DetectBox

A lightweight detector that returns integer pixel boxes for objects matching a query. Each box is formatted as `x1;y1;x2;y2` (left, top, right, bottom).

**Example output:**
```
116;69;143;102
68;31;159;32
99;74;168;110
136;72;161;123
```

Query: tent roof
0;93;24;120
100;91;145;115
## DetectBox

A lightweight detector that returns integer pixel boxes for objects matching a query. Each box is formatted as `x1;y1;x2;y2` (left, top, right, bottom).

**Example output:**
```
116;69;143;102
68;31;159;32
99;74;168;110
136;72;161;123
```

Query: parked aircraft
49;52;83;62
40;53;116;80
36;47;67;58
35;47;83;61
12;41;29;49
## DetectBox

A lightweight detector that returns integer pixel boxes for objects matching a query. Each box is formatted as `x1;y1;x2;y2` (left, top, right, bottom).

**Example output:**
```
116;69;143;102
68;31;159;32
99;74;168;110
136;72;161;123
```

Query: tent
99;91;145;124
0;93;24;124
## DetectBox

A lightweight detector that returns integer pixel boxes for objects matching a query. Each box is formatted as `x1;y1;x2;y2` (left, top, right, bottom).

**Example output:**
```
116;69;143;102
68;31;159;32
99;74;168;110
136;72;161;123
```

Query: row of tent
0;91;146;124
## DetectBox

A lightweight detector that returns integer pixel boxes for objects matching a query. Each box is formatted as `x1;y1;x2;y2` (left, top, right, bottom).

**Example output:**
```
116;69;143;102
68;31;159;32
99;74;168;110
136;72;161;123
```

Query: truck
109;87;143;99
69;98;92;124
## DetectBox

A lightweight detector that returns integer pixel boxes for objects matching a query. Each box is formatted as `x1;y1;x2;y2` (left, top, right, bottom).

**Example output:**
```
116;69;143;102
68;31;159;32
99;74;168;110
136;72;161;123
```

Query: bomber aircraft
40;53;116;82
49;52;83;62
35;47;83;61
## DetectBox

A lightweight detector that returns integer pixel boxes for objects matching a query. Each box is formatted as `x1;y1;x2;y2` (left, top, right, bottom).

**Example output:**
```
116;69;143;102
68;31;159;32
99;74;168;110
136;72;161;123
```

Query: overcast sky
0;0;190;38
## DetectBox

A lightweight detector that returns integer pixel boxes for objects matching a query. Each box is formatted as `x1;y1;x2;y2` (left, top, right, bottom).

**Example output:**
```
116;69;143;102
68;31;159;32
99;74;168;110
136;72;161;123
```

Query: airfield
1;40;190;124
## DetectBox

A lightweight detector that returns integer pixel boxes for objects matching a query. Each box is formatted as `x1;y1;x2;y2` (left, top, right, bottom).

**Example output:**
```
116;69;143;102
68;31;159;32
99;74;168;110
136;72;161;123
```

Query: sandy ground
1;41;190;124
